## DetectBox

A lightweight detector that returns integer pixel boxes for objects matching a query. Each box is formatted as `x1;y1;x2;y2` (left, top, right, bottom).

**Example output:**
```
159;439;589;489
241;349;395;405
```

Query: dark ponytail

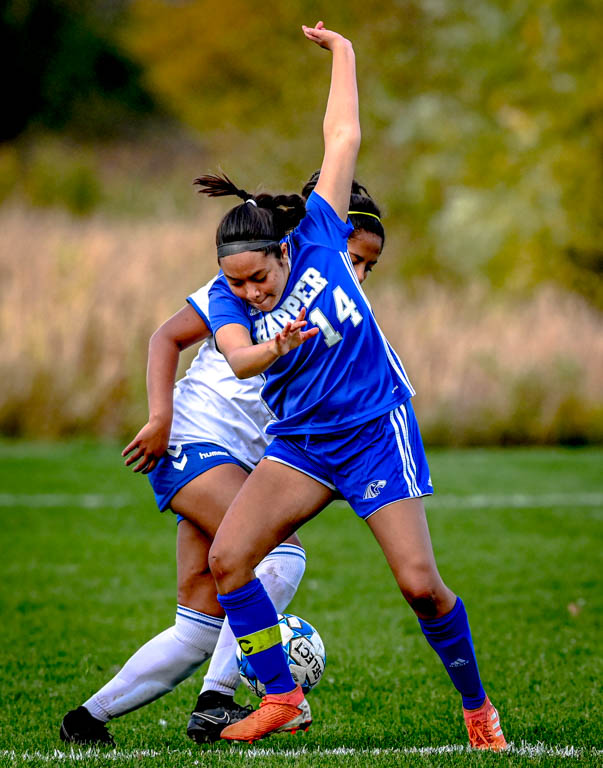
300;170;321;200
194;173;306;261
301;170;385;250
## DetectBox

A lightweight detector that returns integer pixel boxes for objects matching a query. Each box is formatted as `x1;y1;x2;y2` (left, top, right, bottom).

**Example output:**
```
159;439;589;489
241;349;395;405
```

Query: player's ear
280;242;288;259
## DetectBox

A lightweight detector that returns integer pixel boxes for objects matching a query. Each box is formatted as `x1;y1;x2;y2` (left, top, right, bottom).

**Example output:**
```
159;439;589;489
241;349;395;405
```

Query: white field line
0;491;601;510
1;742;601;761
427;492;603;510
0;493;133;508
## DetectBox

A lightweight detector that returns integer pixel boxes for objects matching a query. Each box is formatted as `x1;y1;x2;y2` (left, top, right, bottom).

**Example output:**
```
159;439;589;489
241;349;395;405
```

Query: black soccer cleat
60;706;115;746
187;691;253;744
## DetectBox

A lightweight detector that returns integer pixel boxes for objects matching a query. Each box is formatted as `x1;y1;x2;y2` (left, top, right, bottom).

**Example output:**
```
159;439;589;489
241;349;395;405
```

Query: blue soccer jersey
209;191;415;435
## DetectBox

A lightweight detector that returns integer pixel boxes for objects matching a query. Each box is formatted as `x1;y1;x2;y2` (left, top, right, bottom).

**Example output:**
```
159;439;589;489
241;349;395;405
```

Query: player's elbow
224;352;255;380
149;323;171;353
233;366;253;380
324;125;361;151
149;326;162;349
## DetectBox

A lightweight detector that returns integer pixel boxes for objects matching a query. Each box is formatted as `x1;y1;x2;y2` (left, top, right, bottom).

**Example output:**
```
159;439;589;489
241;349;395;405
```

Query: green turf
0;442;601;767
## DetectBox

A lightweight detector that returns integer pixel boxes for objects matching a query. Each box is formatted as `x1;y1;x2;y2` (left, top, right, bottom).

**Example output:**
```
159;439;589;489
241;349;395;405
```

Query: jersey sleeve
208;273;253;335
294;191;354;249
186;280;214;330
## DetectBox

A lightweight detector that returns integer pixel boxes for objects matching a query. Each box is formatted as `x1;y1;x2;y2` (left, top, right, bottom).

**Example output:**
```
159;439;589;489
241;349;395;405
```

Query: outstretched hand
273;307;319;357
302;21;350;51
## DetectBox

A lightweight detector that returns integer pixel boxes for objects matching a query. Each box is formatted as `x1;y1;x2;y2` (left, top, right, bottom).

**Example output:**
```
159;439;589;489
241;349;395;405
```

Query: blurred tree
119;0;602;303
1;0;156;141
1;0;600;302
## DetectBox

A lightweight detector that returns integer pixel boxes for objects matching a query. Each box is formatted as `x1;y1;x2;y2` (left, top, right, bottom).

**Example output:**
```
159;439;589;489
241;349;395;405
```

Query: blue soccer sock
217;577;295;694
418;597;486;710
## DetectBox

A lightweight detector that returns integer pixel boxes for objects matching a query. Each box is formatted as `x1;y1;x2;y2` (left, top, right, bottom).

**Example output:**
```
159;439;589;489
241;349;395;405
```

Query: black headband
217;239;279;259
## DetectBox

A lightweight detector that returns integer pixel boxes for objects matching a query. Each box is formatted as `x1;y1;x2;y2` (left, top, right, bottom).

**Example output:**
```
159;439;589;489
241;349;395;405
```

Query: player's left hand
273;307;319;357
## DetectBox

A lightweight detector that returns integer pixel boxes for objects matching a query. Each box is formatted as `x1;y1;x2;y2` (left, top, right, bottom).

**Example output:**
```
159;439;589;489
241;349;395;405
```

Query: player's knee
401;574;441;617
208;542;239;585
407;592;439;618
402;575;453;618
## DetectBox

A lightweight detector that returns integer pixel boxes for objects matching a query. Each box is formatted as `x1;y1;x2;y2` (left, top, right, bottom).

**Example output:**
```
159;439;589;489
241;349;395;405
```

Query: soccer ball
236;613;326;698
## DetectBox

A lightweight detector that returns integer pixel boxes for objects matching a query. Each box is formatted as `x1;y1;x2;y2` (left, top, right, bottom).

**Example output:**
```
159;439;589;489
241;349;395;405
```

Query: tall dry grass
375;284;603;445
1;205;602;443
0;205;218;437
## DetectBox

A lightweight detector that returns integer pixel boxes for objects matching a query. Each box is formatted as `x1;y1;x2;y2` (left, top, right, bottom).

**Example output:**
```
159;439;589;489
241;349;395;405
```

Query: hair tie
348;210;381;222
246;199;258;207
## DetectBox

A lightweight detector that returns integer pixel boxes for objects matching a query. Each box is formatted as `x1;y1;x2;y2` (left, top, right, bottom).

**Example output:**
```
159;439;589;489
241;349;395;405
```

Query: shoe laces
467;712;499;746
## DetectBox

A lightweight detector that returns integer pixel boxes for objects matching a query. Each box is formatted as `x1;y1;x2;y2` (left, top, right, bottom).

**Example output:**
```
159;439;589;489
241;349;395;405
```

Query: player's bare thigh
171;462;304;546
366;496;456;618
209;459;333;594
173;463;305;612
170;463;249;537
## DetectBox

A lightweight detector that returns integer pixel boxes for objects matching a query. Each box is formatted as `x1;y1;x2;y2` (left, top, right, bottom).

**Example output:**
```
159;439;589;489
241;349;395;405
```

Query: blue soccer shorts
263;400;433;519
148;441;249;516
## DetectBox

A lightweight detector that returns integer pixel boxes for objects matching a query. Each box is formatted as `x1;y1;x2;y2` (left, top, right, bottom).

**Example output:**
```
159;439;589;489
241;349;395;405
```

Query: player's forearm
323;40;360;152
225;341;280;379
146;330;179;424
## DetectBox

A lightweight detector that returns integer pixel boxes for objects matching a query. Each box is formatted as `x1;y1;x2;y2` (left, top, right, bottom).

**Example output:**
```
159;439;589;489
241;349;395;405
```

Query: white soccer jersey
169;278;272;469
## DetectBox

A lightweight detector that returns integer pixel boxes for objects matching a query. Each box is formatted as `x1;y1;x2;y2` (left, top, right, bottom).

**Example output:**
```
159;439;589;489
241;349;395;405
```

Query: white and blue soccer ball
236;613;326;698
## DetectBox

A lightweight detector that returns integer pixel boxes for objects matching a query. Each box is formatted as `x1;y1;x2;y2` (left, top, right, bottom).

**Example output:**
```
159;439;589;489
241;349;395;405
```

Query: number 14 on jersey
309;285;363;347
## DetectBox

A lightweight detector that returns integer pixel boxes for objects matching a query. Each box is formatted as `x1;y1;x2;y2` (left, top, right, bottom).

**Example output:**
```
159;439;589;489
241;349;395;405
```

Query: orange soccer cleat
220;685;311;744
463;695;508;751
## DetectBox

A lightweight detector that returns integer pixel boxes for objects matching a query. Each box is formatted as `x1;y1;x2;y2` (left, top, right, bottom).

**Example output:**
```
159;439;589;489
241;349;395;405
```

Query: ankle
266;685;303;704
464;695;489;714
194;690;235;710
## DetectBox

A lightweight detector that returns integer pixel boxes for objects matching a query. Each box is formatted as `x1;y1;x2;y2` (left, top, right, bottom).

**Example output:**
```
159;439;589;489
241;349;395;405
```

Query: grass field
0;441;601;767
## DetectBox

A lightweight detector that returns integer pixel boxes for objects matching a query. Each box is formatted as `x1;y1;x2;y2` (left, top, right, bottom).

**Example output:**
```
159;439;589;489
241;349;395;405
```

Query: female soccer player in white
59;176;386;746
199;21;507;750
59;277;308;746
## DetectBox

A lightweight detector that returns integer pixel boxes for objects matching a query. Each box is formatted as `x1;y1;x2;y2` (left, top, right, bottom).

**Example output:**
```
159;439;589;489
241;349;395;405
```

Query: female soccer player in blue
59;172;385;747
197;21;507;749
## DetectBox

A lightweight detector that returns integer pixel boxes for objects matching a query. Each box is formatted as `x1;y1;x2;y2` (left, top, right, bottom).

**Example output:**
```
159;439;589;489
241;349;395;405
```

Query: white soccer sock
84;607;223;722
200;543;306;696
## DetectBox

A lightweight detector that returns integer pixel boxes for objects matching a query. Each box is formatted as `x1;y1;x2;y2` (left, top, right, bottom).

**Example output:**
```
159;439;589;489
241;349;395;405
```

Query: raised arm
122;304;210;473
303;21;360;220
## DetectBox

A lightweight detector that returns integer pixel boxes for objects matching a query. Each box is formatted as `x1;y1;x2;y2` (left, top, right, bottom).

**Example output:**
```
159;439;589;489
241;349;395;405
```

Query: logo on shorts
199;450;229;461
167;445;187;471
363;480;387;499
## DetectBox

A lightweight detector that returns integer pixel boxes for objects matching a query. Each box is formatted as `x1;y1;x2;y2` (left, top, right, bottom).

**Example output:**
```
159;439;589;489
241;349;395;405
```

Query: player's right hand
122;420;171;474
301;21;351;52
273;307;319;357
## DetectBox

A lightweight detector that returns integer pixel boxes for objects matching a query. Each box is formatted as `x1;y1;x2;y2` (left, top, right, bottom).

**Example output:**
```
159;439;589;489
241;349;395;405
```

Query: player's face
220;244;289;311
348;230;383;283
